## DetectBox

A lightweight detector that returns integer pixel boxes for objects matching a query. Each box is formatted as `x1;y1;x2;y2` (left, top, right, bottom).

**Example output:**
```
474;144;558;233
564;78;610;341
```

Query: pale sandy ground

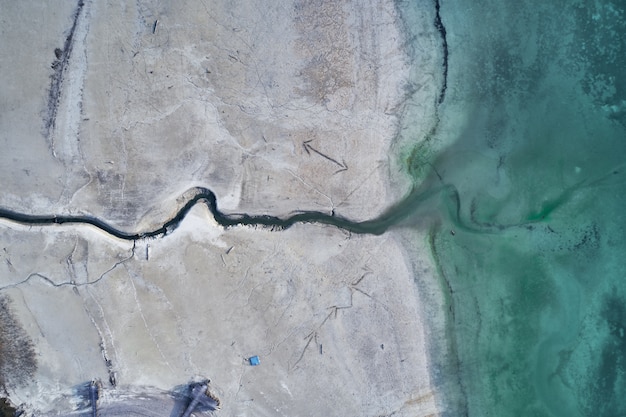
0;0;436;225
1;208;440;416
0;0;445;416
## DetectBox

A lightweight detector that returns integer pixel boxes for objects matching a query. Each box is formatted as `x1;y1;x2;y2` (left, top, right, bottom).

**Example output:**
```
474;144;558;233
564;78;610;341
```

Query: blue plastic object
249;355;260;366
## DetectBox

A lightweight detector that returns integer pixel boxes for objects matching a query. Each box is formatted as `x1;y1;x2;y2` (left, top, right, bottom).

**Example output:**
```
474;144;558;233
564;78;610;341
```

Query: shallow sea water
402;1;626;416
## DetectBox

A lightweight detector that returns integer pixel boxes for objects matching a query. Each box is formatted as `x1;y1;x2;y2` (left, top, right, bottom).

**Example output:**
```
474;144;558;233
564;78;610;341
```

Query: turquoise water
403;1;626;416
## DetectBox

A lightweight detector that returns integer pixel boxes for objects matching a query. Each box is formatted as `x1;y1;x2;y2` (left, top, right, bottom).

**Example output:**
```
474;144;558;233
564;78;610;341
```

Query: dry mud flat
2;209;439;417
0;0;443;416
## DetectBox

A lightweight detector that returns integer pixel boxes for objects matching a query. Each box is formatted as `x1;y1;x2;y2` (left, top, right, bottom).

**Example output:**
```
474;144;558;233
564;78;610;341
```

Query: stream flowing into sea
0;2;624;416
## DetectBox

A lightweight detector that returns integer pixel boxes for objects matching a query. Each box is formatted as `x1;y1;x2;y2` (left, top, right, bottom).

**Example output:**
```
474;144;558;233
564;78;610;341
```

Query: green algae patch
402;139;438;184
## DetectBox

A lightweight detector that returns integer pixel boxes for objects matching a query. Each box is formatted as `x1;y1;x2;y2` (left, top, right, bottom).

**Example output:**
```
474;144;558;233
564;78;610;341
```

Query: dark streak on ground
43;0;85;140
434;0;448;104
302;141;347;170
